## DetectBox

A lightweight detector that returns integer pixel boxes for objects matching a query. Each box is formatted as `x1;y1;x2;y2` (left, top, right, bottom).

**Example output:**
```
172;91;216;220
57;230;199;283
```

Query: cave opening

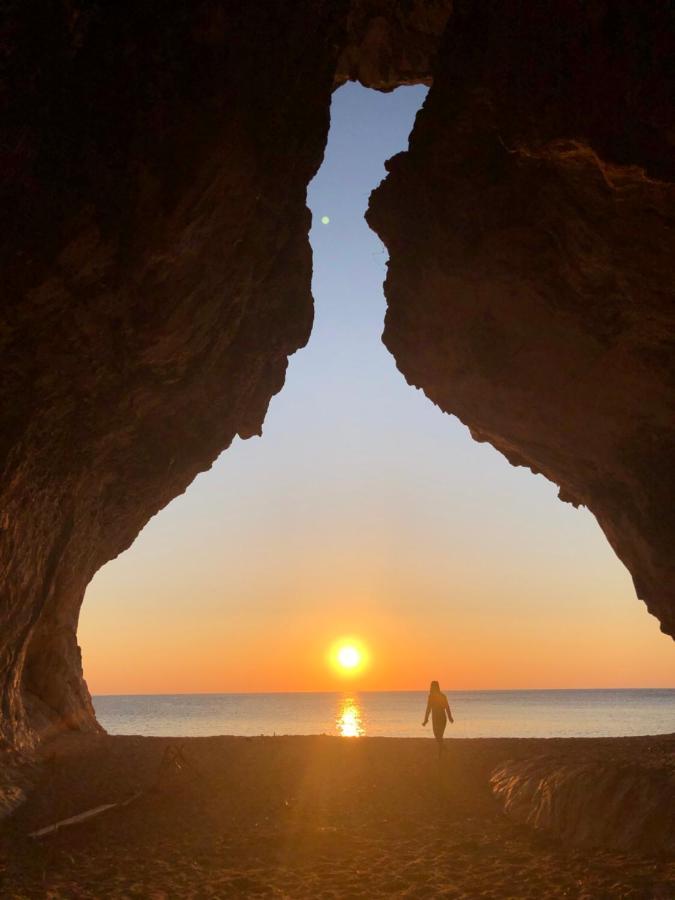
78;84;673;735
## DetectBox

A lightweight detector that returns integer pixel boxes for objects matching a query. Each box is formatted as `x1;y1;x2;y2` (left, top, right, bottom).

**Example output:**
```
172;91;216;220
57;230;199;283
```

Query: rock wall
1;0;353;747
1;0;673;748
336;0;452;89
367;0;675;636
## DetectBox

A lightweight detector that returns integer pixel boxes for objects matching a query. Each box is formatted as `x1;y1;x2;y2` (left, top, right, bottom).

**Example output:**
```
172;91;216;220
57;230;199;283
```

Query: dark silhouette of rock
1;1;673;748
367;0;675;637
336;0;452;90
1;0;348;747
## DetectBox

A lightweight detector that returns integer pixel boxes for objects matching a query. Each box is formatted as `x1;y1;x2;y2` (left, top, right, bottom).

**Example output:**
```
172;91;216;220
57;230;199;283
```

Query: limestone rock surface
1;0;346;747
336;0;452;90
368;0;675;636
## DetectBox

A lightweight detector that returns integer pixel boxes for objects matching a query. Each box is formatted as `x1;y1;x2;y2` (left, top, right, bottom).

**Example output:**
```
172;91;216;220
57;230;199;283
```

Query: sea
93;689;674;740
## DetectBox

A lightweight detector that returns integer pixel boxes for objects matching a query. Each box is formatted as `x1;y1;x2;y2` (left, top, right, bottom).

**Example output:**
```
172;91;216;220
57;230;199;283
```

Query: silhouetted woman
422;680;453;755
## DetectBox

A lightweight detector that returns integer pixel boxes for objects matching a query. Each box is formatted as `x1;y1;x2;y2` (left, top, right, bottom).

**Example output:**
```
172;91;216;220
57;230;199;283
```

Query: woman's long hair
429;680;440;694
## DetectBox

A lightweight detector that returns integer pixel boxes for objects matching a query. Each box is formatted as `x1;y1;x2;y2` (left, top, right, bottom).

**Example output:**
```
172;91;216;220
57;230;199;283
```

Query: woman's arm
422;697;431;726
446;697;454;724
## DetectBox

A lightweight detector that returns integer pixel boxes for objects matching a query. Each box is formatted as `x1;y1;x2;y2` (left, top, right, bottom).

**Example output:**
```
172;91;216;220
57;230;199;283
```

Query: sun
337;645;360;669
328;638;369;677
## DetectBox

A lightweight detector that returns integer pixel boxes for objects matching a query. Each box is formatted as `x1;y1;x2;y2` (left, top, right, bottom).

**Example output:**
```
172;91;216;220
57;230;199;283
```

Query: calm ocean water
93;689;675;739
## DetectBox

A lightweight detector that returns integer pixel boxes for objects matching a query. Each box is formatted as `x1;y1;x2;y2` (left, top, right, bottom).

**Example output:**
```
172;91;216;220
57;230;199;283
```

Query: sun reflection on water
337;696;365;737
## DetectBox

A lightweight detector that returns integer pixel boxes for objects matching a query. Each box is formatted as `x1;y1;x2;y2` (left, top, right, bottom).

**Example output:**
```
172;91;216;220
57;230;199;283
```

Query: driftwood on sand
28;743;199;839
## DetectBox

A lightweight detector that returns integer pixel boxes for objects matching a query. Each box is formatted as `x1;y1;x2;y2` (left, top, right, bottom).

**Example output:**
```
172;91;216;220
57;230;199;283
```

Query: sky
79;84;674;695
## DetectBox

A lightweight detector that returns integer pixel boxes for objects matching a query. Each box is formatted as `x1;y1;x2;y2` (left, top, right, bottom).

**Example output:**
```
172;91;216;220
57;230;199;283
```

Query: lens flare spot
321;215;330;224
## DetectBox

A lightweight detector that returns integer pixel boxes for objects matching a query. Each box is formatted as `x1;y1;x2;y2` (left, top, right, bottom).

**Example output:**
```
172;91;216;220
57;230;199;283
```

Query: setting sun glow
338;646;360;668
329;639;369;678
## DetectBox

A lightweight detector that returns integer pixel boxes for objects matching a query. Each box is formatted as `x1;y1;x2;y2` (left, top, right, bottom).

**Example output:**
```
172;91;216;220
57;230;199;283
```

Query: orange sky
81;543;674;695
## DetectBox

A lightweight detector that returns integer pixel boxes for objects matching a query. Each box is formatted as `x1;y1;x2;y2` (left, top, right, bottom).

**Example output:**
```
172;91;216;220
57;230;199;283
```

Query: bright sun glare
337;645;360;668
329;638;369;677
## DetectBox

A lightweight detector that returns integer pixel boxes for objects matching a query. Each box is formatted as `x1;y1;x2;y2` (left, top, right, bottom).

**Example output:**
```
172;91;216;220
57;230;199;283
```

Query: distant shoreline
92;732;675;743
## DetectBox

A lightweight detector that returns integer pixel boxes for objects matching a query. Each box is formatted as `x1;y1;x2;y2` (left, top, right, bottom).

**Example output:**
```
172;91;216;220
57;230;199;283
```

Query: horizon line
91;685;675;697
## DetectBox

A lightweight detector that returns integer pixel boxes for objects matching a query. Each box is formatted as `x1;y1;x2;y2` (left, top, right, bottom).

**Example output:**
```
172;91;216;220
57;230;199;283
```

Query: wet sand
2;733;673;898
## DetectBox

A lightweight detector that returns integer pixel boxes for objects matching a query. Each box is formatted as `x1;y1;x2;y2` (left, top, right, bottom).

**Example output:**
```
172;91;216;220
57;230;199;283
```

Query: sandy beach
2;733;673;898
